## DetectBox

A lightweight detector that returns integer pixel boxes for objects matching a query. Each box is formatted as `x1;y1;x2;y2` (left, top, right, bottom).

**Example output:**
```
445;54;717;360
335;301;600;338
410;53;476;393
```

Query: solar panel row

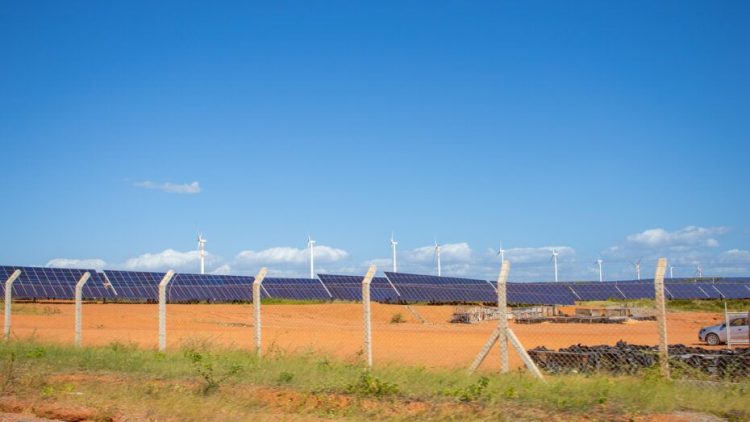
2;265;749;305
0;266;111;300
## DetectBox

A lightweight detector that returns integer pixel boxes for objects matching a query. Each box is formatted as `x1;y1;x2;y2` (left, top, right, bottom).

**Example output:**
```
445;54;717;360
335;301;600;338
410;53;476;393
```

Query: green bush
345;370;399;397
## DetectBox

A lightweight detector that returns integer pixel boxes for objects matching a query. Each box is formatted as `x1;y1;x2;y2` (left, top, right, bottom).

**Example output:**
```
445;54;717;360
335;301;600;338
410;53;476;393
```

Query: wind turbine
669;265;676;279
595;258;604;282
496;242;506;263
390;232;398;273
551;248;559;282
197;233;207;274
307;235;316;279
630;258;642;281
695;265;704;279
434;240;442;277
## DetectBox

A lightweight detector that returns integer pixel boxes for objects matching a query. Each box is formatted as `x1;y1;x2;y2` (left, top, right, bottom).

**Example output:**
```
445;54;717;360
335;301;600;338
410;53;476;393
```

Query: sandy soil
1;302;727;370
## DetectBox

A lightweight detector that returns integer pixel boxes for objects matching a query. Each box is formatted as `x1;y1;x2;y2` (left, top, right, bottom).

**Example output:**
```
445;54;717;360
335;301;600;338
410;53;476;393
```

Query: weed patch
345;370;399;397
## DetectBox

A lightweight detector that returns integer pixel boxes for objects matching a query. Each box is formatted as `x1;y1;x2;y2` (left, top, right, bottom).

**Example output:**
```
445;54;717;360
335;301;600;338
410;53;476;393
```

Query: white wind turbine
551;248;559;282
630;258;642;281
197;233;207;274
434;240;442;277
307;235;316;279
669;265;676;279
595;258;604;282
390;232;398;273
695;265;704;279
496;241;506;263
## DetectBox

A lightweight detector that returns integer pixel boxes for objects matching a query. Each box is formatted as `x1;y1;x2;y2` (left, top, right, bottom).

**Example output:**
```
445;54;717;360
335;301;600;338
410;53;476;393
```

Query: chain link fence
1;261;748;380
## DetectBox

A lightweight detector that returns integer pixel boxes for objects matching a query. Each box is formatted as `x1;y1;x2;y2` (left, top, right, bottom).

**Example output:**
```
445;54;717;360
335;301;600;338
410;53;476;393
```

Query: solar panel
384;272;496;303
262;278;331;300
664;283;710;300
712;284;750;299
103;270;166;301
317;274;400;302
616;283;655;300
567;283;626;301
694;283;723;299
506;283;576;305
0;265;112;300
168;273;253;303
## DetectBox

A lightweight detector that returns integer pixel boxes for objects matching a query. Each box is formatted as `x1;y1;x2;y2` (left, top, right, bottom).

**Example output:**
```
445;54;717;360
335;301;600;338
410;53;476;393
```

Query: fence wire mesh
0;262;748;381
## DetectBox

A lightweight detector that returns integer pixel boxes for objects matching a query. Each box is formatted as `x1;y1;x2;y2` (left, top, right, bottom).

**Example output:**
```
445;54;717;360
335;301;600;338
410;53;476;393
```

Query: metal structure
596;259;604;282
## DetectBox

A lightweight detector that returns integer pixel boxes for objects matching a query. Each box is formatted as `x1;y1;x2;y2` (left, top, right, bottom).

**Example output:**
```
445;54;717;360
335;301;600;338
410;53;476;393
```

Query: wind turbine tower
197;233;207;275
596;258;604;282
696;265;704;279
669;265;675;279
390;232;398;273
434;241;442;277
497;242;506;264
632;258;642;281
552;248;559;282
307;235;316;279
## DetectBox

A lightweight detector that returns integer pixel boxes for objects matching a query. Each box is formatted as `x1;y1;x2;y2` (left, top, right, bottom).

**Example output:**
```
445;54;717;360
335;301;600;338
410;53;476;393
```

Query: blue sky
1;1;748;281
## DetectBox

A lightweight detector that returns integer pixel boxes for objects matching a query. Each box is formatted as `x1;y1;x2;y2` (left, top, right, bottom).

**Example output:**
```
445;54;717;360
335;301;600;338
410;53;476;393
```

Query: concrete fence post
3;270;21;341
497;260;511;373
653;258;669;378
253;267;268;358
362;265;377;368
158;270;175;352
74;272;91;347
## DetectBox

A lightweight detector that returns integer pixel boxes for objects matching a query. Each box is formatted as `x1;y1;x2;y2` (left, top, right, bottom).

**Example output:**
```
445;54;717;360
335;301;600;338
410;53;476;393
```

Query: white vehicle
698;316;748;346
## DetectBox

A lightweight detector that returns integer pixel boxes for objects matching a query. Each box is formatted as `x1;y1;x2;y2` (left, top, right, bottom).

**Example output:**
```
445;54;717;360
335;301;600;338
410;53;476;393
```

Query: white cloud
121;249;208;272
719;249;750;264
406;242;473;263
499;246;575;264
46;258;107;270
626;226;727;248
210;264;232;275
134;180;201;194
235;245;349;265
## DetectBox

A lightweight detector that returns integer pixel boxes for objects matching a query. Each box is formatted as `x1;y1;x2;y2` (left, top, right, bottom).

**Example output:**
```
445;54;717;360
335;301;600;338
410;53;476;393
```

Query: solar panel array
103;270;167;301
168;273;254;303
0;266;111;300
2;265;749;305
317;274;399;302
383;272;497;303
262;278;332;300
509;283;577;305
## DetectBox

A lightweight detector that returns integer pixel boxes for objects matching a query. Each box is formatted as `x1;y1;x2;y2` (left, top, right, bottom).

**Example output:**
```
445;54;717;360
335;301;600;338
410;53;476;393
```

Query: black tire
705;333;720;346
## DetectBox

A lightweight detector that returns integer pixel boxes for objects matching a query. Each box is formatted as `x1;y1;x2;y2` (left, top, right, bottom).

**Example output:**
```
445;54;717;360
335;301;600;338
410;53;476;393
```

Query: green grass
578;298;750;313
0;339;748;421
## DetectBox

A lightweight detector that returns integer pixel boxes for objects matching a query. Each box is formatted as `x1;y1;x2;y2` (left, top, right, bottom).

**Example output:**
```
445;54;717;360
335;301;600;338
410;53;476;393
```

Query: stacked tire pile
528;341;750;378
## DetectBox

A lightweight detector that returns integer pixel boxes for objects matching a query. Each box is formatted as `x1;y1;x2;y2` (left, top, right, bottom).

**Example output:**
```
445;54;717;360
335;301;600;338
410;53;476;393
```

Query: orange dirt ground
2;302;727;370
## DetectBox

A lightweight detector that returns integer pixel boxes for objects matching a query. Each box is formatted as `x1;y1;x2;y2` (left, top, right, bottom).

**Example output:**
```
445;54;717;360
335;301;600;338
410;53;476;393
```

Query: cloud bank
134;181;201;194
